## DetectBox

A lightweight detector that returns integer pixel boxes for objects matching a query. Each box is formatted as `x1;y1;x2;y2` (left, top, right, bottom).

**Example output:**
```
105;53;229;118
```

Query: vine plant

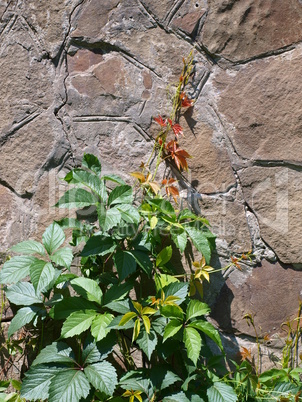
0;53;301;402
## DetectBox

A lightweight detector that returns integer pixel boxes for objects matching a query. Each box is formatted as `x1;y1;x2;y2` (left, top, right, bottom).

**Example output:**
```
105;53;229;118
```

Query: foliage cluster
0;53;301;402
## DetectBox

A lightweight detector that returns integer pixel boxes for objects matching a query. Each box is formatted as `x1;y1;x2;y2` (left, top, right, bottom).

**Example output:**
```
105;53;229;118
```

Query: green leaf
91;313;113;341
164;282;188;304
55;188;97;209
149;367;181;391
154;274;178;292
70;277;103;303
56;218;86;230
186;300;211;321
100;206;122;232
29;260;56;293
185;227;212;264
114;250;137;281
82;153;102;175
259;368;287;384
84;361;117;396
64;169;106;201
49;297;98;320
103;282;132;305
5;282;43;306
21;365;60;401
108;185;133;206
156;246;172;267
119;372;150;394
177;209;197;221
271;382;300;398
42;222;65;255
48;368;90;402
148;199;176;220
161;305;183;320
117;204;140;224
163;319;183;342
188;320;223;351
207;382;237;402
32;342;75;366
131;250;153;276
105;299;132;314
8;306;42;338
51;247;73;269
101;174;126;185
82;334;115;364
81;235;116;257
171;227;187;253
163;392;190;402
0;256;36;284
60;310;97;338
136;329;158;360
10;240;45;256
184;327;202;366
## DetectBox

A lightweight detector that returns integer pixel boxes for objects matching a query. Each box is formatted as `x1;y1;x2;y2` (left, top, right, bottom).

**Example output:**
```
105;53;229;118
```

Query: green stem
293;301;302;367
152;142;165;181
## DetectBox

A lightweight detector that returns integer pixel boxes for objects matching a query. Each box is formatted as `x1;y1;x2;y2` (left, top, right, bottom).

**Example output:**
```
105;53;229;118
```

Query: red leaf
153;115;167;127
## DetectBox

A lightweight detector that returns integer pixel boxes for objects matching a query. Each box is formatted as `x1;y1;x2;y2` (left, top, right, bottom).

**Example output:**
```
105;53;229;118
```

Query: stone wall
0;0;302;373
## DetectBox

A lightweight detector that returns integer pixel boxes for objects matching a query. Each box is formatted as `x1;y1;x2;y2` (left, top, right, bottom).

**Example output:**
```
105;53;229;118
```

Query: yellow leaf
130;172;146;182
149;181;161;195
150;216;158;230
133;318;140;342
142;315;151;333
119;312;137;326
135;392;143;402
142;307;157;315
202;270;210;282
132;301;143;315
164;295;180;305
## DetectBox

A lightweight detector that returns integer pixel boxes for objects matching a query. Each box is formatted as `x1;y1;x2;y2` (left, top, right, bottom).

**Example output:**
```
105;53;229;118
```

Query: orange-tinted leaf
171;123;183;138
154;115;167;127
180;92;194;108
239;346;252;361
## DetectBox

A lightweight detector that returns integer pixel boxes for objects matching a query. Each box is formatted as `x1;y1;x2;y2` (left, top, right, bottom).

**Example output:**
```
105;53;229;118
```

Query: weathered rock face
211;260;302;336
212;48;302;162
200;0;302;62
1;0;302;373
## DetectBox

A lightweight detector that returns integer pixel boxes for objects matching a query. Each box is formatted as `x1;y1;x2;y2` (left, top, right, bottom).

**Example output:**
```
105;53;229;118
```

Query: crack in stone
164;0;186;26
136;0;159;26
0;178;33;199
0;13;17;39
69;37;163;79
0;0;16;23
193;69;210;101
73;115;132;123
0;111;41;145
224;43;298;66
252;160;302;170
242;200;277;263
52;0;86;168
